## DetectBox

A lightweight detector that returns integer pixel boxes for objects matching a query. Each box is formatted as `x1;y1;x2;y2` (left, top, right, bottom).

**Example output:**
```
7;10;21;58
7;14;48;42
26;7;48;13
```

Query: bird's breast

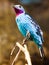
17;22;27;37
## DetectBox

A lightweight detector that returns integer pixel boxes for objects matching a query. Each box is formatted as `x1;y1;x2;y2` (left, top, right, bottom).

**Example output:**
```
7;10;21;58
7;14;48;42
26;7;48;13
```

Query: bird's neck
16;13;23;16
16;12;25;17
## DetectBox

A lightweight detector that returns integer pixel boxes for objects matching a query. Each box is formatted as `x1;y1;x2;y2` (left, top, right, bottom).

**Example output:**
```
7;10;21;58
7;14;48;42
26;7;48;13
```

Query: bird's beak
12;5;18;14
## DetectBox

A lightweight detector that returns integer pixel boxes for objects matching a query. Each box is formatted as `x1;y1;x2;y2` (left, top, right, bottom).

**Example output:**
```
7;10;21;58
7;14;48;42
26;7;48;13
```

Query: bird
13;5;44;59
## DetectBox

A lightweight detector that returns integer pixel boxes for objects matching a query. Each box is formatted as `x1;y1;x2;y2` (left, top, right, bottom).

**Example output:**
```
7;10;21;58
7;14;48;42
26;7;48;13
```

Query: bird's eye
19;5;21;8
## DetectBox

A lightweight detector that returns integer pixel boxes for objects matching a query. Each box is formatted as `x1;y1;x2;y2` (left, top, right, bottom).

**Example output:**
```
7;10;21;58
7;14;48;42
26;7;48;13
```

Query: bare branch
11;42;32;65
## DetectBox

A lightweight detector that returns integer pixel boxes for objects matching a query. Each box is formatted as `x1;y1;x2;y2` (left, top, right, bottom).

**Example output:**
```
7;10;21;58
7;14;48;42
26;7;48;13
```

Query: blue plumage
16;13;44;47
13;5;44;58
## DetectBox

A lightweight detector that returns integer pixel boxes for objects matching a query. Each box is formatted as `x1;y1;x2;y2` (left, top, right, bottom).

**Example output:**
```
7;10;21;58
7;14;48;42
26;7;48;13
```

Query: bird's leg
26;30;30;40
39;45;44;59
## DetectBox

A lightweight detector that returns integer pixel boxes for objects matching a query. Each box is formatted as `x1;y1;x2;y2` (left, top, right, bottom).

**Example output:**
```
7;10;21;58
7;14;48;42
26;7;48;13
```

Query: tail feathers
39;47;44;59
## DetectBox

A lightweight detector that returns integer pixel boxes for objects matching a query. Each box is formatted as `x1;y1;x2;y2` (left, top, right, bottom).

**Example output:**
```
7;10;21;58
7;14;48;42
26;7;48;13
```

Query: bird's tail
39;45;45;59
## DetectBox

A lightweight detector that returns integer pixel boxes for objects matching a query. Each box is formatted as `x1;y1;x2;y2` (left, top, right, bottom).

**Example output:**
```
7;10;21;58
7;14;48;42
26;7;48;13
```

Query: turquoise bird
13;5;44;58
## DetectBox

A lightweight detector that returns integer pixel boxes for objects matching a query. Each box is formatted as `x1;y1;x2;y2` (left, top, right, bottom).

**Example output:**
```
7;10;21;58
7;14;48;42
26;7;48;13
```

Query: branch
11;42;32;65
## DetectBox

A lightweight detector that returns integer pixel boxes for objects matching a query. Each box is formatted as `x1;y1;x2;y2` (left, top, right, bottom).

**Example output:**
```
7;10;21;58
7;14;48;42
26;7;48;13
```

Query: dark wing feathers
25;14;44;42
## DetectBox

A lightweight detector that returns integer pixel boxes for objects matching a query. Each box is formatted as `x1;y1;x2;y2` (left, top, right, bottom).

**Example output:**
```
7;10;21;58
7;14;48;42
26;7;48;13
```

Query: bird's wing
25;14;44;42
26;14;40;29
25;14;43;35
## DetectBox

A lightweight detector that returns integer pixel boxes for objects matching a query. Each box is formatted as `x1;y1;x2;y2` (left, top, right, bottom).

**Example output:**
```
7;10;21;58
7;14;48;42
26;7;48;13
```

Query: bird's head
13;5;25;16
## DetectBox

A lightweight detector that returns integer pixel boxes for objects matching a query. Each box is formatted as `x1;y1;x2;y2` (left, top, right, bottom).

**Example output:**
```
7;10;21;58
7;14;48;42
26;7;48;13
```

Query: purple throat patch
14;7;23;15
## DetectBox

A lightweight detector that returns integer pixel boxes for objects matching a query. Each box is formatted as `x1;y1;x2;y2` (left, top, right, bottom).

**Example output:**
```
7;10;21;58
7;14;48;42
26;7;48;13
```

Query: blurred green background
0;0;49;65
